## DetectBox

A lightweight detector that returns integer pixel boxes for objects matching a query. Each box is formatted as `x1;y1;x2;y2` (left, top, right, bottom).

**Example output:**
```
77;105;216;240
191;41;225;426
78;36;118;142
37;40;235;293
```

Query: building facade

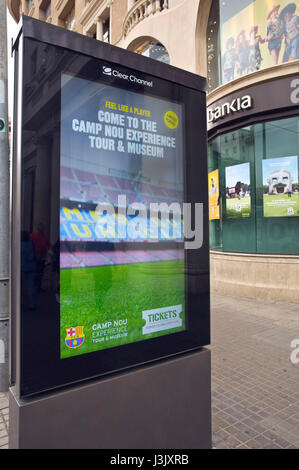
206;1;299;302
8;0;299;302
7;0;207;74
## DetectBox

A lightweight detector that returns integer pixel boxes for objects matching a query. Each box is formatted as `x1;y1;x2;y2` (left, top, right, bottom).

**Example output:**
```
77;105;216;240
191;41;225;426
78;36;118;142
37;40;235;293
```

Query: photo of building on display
263;155;299;217
60;73;185;358
225;162;251;218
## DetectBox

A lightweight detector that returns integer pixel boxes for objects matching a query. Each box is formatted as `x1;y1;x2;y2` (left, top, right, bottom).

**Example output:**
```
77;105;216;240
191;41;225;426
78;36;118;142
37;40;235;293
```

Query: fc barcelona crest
65;326;85;349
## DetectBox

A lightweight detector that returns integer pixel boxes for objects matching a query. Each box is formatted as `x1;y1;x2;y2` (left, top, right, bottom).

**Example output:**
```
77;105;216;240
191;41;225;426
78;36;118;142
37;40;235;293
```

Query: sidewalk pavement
211;292;299;449
0;393;8;449
1;292;299;449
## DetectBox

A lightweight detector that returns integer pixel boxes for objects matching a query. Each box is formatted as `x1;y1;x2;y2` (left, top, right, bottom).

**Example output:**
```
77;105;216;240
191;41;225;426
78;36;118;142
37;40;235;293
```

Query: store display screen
60;74;186;358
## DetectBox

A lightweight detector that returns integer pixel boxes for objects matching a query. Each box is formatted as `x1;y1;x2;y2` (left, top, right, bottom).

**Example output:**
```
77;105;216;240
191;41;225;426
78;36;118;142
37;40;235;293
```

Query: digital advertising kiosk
9;16;211;449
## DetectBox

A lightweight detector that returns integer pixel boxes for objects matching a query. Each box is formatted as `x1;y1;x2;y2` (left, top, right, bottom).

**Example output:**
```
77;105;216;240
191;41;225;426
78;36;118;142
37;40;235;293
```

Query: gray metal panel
10;34;23;394
9;349;211;449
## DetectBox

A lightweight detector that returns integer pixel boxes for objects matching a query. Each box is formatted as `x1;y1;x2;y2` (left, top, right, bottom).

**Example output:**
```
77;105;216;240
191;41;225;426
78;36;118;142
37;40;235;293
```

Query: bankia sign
207;76;299;132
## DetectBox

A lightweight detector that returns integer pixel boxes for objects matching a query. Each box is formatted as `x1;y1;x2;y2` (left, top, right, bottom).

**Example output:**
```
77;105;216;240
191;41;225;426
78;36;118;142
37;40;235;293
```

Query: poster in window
208;169;220;220
263;155;299;217
225;162;251;218
220;0;299;85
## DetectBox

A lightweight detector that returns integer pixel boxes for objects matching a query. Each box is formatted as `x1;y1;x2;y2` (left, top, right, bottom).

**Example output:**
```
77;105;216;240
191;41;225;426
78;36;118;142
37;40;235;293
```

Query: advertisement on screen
225;162;251;218
208;169;220;220
220;0;299;84
263;155;299;217
60;73;186;358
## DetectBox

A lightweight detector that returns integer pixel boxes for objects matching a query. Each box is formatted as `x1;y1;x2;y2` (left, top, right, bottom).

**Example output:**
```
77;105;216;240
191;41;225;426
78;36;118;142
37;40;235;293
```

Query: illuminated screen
60;73;186;358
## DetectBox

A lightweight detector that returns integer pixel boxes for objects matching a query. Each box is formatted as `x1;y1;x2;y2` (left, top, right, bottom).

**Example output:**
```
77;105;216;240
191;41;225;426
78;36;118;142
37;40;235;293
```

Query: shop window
40;0;51;20
65;8;75;30
208;115;299;254
28;0;34;13
44;1;51;20
206;0;299;91
103;17;110;43
59;0;75;30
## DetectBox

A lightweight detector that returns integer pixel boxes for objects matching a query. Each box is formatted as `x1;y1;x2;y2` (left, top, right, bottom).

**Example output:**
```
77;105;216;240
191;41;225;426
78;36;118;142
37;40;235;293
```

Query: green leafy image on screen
60;73;186;358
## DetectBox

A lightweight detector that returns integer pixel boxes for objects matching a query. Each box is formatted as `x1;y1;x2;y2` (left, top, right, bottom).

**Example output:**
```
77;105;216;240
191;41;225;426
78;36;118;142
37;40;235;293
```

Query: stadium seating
60;166;183;206
60;252;82;268
60;180;84;201
60;248;184;269
72;251;112;266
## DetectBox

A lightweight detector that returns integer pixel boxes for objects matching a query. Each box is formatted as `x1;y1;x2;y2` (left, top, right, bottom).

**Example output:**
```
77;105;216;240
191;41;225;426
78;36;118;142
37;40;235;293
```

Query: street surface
1;292;299;449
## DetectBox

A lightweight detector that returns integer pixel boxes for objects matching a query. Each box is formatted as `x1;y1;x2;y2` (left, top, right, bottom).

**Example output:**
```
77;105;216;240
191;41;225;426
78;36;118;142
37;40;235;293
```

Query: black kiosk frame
10;18;210;448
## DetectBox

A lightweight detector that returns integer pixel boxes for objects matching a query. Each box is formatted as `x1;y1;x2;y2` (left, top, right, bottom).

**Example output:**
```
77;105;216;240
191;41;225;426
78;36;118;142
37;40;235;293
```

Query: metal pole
0;4;10;392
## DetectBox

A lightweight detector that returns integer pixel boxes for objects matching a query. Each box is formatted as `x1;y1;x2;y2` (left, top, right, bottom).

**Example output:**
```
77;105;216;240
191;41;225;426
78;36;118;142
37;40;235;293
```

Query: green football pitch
226;197;251;218
60;259;185;358
263;194;299;217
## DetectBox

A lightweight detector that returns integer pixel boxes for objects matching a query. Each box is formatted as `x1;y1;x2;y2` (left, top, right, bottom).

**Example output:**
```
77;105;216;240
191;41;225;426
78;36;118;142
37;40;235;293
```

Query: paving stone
243;439;262;449
0;399;8;411
212;292;299;450
0;437;8;447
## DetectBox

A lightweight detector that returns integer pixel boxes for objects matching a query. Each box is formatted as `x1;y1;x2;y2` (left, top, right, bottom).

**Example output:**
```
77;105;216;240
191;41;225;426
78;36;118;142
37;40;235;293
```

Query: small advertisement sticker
208;169;220;220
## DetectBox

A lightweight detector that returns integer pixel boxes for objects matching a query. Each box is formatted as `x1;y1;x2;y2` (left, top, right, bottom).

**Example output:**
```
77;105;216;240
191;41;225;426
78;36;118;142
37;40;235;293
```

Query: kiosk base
9;349;211;449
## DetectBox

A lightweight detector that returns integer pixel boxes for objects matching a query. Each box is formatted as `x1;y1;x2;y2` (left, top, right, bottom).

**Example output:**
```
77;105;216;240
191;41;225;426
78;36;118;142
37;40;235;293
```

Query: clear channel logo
102;66;112;76
101;65;153;88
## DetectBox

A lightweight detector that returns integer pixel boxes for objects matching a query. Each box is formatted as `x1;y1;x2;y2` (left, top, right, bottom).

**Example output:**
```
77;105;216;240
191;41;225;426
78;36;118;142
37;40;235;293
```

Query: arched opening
127;36;170;64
